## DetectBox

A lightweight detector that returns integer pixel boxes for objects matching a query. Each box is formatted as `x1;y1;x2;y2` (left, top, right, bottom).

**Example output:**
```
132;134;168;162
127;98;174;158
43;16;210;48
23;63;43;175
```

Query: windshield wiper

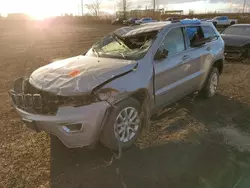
112;34;129;49
92;48;100;57
119;52;125;59
112;34;123;45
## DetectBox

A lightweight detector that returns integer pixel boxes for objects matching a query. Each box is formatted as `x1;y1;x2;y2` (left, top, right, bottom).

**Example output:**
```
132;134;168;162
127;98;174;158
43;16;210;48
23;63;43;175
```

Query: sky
0;0;247;19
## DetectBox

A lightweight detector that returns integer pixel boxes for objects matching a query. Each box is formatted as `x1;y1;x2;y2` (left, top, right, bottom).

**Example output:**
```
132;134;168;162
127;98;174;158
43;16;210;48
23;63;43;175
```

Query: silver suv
9;20;224;150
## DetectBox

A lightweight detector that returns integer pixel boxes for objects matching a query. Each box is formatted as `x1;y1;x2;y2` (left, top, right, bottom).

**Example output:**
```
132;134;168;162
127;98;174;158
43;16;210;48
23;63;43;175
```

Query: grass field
1;23;250;188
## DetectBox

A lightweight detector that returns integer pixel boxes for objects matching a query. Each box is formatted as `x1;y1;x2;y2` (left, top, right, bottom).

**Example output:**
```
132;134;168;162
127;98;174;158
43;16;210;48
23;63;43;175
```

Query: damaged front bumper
9;77;111;148
14;101;110;148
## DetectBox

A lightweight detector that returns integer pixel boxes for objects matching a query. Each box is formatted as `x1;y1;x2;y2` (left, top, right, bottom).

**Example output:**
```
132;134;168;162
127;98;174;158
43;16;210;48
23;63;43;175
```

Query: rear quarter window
201;26;217;39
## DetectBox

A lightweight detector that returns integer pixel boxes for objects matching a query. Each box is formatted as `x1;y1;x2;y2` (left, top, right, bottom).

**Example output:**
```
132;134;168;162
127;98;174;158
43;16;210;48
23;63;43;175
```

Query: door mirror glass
154;49;169;60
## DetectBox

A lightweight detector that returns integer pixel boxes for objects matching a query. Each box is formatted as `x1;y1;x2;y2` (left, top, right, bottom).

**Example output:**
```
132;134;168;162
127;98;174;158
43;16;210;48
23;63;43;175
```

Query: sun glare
1;0;78;20
27;9;53;20
25;1;62;20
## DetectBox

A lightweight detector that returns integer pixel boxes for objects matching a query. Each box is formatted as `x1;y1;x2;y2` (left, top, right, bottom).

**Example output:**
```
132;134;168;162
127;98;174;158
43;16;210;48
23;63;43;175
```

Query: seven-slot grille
9;77;59;115
10;91;43;110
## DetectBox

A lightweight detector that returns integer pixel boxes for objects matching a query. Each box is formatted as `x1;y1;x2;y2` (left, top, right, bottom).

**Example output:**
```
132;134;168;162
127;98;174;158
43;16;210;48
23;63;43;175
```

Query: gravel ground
1;22;250;188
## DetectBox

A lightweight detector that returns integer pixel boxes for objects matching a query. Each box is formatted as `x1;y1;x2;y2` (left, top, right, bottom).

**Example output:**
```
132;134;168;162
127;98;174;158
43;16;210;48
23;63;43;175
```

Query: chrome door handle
182;55;189;60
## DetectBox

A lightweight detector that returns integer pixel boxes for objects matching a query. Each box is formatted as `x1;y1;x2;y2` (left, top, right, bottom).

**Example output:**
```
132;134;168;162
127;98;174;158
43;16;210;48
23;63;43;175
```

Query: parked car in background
165;17;179;22
9;20;224;151
111;18;125;25
135;17;157;24
221;24;250;59
123;17;139;25
208;16;237;27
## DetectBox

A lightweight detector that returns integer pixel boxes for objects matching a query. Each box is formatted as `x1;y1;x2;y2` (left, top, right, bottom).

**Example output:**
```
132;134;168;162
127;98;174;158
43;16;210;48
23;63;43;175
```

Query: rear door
181;25;210;91
199;25;221;86
154;27;196;107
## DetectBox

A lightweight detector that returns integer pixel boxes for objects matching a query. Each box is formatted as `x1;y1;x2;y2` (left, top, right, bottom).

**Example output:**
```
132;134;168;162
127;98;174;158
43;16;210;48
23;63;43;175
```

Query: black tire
100;98;142;151
200;67;219;98
230;21;235;25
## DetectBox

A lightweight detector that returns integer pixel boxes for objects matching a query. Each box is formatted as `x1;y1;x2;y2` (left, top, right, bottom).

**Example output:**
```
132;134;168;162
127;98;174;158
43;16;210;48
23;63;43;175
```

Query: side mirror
154;49;169;61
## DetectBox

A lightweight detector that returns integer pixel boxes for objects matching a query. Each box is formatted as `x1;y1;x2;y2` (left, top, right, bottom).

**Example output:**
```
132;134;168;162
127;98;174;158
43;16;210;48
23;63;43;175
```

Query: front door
154;27;194;107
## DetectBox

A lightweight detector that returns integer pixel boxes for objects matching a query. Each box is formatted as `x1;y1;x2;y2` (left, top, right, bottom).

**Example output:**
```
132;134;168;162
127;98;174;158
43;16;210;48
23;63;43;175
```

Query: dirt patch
1;23;250;188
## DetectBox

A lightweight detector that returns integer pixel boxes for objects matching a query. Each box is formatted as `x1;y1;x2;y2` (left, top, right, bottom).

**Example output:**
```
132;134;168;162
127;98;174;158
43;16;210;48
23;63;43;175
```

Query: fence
116;10;164;20
160;13;250;23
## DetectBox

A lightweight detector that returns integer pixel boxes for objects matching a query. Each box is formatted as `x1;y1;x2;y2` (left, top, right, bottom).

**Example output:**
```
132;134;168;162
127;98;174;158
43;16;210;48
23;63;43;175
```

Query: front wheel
100;98;142;151
200;67;219;98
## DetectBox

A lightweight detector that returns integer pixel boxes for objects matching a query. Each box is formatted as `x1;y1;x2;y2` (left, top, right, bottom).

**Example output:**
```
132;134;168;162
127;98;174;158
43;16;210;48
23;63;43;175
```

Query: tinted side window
201;26;217;39
186;26;204;46
158;27;185;56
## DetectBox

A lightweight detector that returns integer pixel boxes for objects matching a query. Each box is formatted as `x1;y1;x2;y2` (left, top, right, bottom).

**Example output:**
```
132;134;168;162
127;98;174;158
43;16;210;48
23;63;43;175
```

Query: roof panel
114;22;170;38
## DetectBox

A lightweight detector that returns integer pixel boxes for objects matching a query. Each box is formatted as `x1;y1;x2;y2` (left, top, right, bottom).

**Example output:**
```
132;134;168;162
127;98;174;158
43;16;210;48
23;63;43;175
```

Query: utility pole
243;0;247;13
78;4;80;16
153;0;156;11
81;0;84;16
153;0;156;18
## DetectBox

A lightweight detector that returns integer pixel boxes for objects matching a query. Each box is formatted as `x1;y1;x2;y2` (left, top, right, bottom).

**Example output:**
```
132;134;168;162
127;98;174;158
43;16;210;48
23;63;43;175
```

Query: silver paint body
12;22;225;148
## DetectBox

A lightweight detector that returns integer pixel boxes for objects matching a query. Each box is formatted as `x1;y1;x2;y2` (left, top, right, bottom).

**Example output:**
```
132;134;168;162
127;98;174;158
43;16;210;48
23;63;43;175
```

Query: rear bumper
15;101;110;148
225;51;243;59
224;46;245;59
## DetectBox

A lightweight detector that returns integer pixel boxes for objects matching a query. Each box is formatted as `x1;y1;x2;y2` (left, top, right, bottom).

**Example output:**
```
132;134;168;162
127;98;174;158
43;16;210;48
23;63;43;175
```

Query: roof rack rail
180;19;201;25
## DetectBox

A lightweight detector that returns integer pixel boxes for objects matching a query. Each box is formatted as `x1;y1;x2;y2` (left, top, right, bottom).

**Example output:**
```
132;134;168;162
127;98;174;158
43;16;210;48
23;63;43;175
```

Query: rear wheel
200;67;219;98
100;98;142;151
230;21;235;25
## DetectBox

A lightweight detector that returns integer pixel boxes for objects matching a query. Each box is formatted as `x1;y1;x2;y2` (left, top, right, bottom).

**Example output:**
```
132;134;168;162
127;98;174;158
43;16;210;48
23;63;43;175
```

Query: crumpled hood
29;55;137;96
221;34;250;47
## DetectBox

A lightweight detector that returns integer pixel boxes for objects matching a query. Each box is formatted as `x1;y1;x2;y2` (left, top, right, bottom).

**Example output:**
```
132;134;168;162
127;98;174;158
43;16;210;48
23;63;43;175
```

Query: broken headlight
44;94;98;108
95;88;119;103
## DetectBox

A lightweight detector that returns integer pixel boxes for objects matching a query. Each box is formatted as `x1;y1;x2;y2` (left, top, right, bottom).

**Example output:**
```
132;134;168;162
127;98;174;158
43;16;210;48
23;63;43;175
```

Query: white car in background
208;16;238;27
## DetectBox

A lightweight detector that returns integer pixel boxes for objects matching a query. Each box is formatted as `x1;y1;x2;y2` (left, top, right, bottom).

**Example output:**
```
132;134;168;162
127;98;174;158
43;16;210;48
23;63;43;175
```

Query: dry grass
0;22;250;188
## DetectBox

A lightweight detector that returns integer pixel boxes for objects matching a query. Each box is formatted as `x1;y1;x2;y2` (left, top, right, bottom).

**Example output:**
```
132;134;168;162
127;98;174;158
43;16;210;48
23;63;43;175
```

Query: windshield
223;26;250;36
86;32;157;60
